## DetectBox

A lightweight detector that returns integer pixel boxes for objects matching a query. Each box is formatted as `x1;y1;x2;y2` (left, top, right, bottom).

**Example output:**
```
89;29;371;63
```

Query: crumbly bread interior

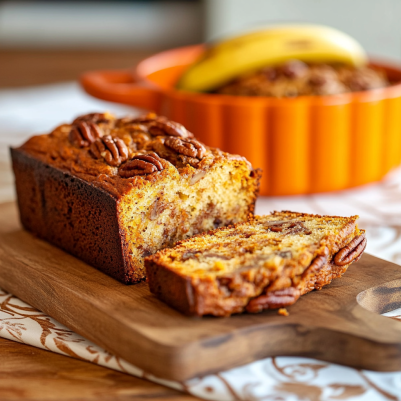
120;159;258;281
146;212;361;315
157;212;359;278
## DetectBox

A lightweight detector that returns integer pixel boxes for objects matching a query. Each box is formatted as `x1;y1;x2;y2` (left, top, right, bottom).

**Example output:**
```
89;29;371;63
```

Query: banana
177;25;367;92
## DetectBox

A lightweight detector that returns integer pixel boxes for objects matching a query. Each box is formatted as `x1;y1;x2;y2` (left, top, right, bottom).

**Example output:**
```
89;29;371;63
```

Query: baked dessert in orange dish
11;112;261;284
216;60;388;98
146;211;366;316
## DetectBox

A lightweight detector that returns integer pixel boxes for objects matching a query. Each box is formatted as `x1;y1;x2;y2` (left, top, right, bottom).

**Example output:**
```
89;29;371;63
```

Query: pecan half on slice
334;233;367;266
148;120;194;138
119;152;164;177
246;287;301;313
304;248;329;275
90;135;129;167
164;137;206;159
69;121;103;148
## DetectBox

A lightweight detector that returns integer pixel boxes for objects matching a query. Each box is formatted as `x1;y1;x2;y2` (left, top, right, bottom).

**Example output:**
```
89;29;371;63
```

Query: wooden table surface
0;49;153;88
0;49;200;401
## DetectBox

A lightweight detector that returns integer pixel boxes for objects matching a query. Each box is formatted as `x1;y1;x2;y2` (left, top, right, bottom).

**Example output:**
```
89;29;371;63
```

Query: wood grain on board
0;337;198;401
1;202;401;381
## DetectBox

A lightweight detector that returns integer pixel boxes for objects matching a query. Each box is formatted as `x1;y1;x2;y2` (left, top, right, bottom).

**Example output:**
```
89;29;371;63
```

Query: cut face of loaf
145;212;366;316
116;157;260;282
12;112;261;284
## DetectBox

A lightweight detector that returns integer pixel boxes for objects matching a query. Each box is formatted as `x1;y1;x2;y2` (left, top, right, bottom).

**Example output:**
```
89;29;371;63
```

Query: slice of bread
145;211;366;316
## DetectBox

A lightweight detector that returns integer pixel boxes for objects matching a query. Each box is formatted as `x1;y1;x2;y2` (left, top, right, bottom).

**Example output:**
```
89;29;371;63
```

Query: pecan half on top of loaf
119;152;164;177
69;112;115;147
90;135;129;167
115;111;158;126
164;137;206;159
147;120;194;138
69;120;103;148
117;113;194;139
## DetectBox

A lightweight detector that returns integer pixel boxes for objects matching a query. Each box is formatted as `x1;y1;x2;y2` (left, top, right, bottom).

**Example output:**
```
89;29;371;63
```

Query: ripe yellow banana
177;25;367;92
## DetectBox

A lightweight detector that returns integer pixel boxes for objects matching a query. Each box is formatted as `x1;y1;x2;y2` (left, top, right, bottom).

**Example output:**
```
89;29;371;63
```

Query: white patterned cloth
1;82;401;400
1;287;401;400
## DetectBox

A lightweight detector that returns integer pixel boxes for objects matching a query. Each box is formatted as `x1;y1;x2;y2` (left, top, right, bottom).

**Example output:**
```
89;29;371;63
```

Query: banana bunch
177;25;367;92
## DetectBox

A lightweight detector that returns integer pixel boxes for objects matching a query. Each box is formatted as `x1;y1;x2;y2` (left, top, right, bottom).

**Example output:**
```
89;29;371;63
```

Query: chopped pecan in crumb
190;170;206;185
306;250;329;275
277;250;292;259
269;221;312;235
119;152;164;177
165;137;206;159
278;308;289;316
69;121;102;148
90;135;129;167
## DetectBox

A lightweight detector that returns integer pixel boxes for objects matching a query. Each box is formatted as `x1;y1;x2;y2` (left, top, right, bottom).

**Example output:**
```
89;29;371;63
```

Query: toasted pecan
148;120;194;138
69;121;102;148
334;233;367;266
164;137;206;159
119;152;164;177
90;135;129;167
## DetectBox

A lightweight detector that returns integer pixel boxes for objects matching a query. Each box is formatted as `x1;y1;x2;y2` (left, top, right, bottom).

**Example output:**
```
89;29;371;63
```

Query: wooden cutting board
1;201;401;381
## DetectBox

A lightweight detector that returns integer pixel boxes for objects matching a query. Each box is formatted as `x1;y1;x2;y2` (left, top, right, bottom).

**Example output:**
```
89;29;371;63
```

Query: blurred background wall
1;0;400;88
1;0;400;60
0;0;204;49
205;0;401;61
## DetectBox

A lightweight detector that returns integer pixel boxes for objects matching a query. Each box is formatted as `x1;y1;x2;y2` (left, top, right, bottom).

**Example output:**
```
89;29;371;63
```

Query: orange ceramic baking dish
81;45;401;196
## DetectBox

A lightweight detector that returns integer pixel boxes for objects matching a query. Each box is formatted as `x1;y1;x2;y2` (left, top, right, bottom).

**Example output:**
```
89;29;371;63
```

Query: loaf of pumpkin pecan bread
11;112;261;284
146;211;366;316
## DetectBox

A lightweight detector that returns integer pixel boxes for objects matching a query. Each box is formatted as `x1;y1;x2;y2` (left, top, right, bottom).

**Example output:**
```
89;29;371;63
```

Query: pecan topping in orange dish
164;137;206;159
90;135;129;167
119;152;164;177
69;121;103;148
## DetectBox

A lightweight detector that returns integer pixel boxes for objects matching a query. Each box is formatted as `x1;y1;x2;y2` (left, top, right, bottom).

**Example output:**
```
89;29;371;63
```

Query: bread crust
11;113;261;284
11;148;130;282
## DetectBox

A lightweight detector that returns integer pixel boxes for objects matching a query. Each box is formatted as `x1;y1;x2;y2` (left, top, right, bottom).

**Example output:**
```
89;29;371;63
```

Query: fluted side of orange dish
81;45;401;196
